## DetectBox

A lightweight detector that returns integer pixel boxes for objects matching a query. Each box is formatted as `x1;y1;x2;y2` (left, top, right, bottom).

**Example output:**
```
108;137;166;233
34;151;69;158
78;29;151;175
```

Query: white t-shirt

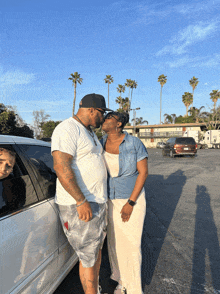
51;117;107;205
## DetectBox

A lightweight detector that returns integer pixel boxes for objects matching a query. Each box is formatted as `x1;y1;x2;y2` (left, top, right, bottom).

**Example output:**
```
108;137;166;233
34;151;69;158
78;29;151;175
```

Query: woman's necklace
74;115;97;146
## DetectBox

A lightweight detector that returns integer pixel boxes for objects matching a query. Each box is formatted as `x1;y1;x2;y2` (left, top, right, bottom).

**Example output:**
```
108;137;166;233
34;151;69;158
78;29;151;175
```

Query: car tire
170;150;174;158
190;154;195;158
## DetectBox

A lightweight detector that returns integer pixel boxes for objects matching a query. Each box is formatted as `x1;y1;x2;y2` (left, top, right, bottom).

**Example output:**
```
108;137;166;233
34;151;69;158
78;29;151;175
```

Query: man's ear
89;107;95;115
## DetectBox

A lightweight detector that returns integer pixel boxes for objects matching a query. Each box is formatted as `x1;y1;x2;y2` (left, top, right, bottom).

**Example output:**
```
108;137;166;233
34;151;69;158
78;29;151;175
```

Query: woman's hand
120;202;134;222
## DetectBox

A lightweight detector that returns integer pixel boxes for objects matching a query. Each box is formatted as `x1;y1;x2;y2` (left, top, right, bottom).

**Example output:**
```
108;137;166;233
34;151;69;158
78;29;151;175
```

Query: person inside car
0;147;16;180
0;147;17;215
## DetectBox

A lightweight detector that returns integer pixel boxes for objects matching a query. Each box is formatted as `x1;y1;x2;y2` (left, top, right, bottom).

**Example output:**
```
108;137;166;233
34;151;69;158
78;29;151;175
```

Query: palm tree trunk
108;83;109;109
186;105;188;117
192;89;194;108
129;88;133;117
73;82;77;117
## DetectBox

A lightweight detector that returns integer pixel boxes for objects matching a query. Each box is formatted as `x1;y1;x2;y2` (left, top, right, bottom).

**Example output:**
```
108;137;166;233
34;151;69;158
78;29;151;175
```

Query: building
124;123;208;148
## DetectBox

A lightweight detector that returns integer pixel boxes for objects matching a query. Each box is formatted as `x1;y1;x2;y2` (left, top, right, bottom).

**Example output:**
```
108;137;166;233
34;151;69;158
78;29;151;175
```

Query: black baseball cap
79;93;113;111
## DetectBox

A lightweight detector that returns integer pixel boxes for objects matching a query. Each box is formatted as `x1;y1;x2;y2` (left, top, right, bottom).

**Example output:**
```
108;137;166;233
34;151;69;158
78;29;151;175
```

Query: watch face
128;200;136;206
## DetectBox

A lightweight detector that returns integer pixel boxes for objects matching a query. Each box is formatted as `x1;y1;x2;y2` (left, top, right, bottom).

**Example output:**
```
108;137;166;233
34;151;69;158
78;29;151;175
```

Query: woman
100;112;148;294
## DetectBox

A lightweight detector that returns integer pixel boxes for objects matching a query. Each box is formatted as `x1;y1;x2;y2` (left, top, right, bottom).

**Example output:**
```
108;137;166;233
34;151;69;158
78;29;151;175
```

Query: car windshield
176;137;195;144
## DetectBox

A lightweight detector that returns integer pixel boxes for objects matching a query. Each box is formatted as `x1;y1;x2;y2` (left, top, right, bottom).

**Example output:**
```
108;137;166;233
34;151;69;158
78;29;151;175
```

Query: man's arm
52;150;92;222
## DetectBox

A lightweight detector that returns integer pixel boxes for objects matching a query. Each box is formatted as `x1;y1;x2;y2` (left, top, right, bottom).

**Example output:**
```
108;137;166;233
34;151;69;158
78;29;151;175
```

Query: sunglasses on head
104;112;121;121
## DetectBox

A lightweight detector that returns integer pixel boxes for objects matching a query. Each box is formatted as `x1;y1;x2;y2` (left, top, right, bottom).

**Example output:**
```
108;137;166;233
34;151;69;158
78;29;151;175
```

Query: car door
17;144;76;276
0;143;59;294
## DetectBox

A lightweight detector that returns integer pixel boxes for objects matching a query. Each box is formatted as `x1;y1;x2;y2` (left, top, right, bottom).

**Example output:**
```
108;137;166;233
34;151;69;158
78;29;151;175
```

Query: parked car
162;137;197;157
156;142;166;149
0;135;78;294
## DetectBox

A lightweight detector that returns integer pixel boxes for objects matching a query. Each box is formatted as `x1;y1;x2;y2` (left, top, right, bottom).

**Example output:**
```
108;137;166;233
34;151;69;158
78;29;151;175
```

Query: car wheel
170;150;174;158
162;149;166;156
190;154;195;158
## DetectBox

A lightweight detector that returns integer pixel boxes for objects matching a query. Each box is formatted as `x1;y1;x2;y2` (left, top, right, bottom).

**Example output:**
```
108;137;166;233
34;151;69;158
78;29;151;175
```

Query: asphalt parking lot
55;148;220;294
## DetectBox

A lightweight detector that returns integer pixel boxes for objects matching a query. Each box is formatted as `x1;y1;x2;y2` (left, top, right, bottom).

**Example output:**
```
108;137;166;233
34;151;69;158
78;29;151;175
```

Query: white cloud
157;21;218;56
0;69;35;87
159;53;220;68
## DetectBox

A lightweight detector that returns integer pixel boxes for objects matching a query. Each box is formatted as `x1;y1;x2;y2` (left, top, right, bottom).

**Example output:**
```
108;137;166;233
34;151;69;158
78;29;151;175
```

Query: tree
121;97;130;112
115;97;129;113
189;76;199;108
131;117;148;125
125;79;138;115
104;75;114;108
175;115;195;123
69;72;83;117
41;120;62;138
209;90;220;113
158;74;167;124
0;103;33;137
188;106;205;123
164;113;172;124
0;106;17;134
171;114;177;124
116;84;125;100
33;110;50;139
182;92;193;116
115;96;123;109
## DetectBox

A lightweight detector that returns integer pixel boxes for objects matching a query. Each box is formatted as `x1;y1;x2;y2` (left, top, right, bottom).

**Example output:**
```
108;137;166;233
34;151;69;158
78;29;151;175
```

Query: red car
162;137;197;157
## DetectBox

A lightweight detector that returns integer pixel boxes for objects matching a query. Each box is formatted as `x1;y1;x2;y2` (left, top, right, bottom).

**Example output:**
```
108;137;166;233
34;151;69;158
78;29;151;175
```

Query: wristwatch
128;199;136;206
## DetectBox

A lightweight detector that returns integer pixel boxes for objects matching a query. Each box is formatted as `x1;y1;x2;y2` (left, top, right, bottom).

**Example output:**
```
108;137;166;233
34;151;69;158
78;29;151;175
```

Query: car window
0;144;39;218
19;145;56;199
176;137;196;144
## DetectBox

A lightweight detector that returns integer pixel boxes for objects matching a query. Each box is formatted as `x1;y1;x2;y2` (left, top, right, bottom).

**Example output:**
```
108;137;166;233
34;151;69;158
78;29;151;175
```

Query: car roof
0;135;51;147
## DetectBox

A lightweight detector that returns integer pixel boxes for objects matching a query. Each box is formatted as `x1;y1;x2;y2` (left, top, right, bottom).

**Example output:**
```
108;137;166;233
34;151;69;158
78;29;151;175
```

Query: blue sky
1;0;220;126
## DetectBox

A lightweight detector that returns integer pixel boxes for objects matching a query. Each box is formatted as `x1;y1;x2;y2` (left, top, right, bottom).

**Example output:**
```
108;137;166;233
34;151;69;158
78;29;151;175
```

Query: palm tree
131;117;148;125
182;92;193;116
188;106;205;123
115;96;123;109
125;79;138;115
116;84;125;102
115;97;129;112
189;76;199;108
171;114;176;124
104;75;114;108
210;90;220;113
122;97;130;112
68;72;83;117
158;74;167;124
164;113;172;124
125;79;132;100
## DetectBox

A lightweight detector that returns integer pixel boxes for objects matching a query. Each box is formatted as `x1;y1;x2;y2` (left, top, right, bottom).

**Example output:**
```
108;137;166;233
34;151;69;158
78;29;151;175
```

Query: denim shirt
100;132;148;200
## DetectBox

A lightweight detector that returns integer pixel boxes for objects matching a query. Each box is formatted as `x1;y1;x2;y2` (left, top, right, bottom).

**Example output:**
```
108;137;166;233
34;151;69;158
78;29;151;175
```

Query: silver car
0;135;78;294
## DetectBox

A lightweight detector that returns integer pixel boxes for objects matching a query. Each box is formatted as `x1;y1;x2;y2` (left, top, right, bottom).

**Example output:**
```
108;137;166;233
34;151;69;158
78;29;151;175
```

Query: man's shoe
114;284;127;294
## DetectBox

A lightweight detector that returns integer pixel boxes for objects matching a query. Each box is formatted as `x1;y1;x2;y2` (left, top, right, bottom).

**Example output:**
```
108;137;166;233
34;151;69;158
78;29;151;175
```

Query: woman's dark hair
113;112;129;129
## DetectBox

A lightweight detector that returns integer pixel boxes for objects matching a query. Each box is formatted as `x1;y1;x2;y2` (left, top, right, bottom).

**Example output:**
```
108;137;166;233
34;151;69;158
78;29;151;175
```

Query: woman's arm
120;157;148;222
129;157;148;202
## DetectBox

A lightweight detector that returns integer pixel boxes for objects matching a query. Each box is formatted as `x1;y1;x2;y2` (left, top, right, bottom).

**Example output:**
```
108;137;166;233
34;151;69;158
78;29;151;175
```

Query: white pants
107;190;146;294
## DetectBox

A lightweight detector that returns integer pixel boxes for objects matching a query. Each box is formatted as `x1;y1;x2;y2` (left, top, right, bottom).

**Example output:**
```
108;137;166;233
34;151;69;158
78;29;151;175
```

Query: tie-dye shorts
57;202;107;268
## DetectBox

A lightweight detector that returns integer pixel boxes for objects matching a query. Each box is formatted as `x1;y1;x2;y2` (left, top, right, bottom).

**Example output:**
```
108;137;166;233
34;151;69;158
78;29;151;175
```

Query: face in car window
0;148;16;180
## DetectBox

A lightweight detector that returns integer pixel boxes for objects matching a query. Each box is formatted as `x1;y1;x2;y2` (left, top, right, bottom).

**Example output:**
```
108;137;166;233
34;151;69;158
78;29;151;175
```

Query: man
51;93;112;294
